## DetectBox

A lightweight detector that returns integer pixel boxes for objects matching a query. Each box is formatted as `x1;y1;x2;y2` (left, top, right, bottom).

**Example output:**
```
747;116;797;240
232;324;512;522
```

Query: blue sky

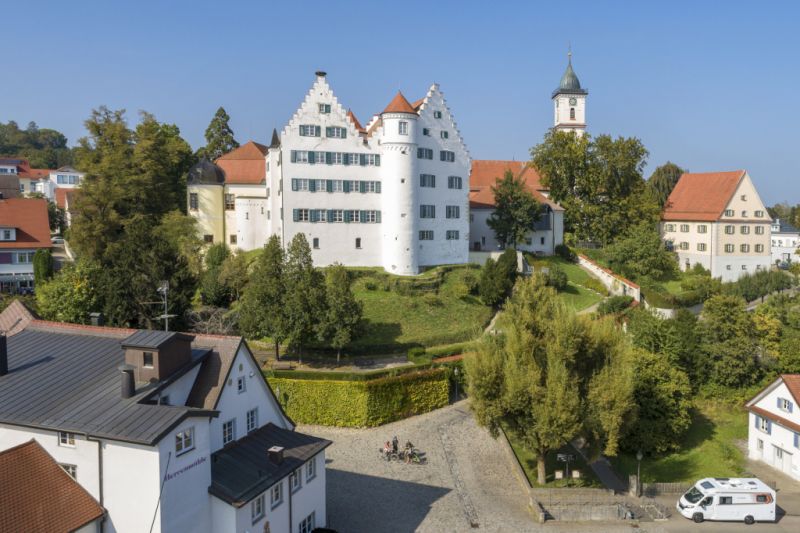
2;0;798;204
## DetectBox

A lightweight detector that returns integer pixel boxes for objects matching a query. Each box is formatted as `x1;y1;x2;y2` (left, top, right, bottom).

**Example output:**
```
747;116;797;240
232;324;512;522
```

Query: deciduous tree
36;259;102;324
318;264;363;362
487;170;542;249
646;162;685;207
283;234;326;361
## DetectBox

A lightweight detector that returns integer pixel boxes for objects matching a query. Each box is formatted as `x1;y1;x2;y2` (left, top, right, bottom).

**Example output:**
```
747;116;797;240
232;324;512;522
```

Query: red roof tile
0;298;37;336
662;170;746;222
469;160;563;211
215;141;267;185
411;98;425;110
0;198;52;249
781;374;800;405
54;188;78;210
0;440;104;533
347;110;365;133
382;91;417;114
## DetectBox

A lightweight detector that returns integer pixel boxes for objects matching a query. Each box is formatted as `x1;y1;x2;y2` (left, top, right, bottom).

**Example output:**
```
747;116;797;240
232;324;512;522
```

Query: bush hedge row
268;368;449;427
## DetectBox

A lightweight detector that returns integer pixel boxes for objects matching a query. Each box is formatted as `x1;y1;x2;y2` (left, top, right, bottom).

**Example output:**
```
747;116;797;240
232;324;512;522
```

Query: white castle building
267;71;471;275
189;68;574;273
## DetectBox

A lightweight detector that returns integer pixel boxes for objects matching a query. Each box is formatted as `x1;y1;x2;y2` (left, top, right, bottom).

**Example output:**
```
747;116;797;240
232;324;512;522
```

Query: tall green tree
465;275;634;484
318;263;363;362
283;234;326;360
201;243;232;307
238;235;288;359
532;130;657;245
36;259;103;324
623;349;692;455
604;222;678;281
646;162;685;207
197;107;239;160
487;170;542;249
32;249;54;286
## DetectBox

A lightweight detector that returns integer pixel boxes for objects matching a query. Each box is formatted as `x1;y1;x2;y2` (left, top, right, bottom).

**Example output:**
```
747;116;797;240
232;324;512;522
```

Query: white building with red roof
661;170;772;281
746;374;800;480
468;160;564;254
0;197;52;292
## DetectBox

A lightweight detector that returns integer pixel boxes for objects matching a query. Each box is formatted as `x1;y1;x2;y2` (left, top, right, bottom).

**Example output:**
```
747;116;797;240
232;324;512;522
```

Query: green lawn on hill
526;255;604;311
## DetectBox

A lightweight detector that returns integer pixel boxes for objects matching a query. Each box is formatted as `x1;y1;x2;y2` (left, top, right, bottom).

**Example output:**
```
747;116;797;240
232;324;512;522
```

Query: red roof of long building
662;170;746;221
469;160;563;211
0;198;52;249
215;141;268;185
0;440;105;533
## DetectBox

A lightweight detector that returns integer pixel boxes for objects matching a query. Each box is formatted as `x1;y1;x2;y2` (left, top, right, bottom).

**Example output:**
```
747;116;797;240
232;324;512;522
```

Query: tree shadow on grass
326;469;451;533
682;410;715;450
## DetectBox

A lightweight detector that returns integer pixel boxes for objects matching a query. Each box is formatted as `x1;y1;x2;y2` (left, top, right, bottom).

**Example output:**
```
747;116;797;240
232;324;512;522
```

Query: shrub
423;293;443;307
722;270;794;302
408;347;430;365
544;264;568;290
426;341;472;358
267;368;449;427
461;272;479;295
597;295;634;316
554;244;576;262
364;280;378;291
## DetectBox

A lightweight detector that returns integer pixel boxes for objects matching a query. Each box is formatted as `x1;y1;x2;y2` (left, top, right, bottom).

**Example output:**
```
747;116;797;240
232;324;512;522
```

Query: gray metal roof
121;329;192;349
552;54;588;97
0;327;215;445
209;423;331;507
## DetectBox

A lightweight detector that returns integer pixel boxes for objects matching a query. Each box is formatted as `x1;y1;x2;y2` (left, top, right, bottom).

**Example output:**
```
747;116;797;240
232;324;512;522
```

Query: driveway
300;402;666;533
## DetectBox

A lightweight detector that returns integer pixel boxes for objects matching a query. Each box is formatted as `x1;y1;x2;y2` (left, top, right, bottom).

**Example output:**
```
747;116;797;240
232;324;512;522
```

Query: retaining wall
577;254;641;302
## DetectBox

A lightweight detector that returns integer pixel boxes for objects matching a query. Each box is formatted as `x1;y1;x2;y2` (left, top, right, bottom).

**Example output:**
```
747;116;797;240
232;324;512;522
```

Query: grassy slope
527;255;604;311
350;268;493;351
611;402;748;483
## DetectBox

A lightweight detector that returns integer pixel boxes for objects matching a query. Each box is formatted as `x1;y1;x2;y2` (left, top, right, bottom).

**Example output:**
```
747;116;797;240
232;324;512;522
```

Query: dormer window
143;352;154;368
1;229;11;240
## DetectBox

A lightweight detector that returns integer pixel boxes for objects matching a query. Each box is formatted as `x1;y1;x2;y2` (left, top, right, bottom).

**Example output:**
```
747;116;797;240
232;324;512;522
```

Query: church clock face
569;97;577;105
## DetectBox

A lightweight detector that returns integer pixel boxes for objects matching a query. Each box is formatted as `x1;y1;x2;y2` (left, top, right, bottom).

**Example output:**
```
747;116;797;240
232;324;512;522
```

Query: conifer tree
318;264;362;362
283;234;326;361
238;235;287;359
198;107;239;160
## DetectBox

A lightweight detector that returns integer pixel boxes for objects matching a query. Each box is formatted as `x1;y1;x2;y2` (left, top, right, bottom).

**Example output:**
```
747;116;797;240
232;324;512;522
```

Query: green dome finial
559;47;581;91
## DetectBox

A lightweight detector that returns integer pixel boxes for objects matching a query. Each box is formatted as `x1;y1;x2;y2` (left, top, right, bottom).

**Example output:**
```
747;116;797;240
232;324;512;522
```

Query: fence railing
641;480;778;497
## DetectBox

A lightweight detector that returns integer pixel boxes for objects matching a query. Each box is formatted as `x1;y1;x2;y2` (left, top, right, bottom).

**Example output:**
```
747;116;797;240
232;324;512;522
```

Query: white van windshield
684;486;705;504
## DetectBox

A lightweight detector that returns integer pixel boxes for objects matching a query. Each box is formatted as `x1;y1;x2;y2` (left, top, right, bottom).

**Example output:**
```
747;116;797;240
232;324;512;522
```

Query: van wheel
692;513;704;523
744;515;755;525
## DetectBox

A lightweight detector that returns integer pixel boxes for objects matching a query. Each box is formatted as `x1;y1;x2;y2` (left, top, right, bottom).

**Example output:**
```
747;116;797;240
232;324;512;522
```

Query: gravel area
300;401;666;532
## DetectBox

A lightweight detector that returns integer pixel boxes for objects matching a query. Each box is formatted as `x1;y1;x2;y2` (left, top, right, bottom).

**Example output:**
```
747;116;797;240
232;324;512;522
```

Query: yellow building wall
188;184;224;244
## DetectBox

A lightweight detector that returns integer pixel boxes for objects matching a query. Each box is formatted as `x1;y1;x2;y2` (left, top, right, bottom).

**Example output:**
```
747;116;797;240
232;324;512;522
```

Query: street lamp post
636;450;643;497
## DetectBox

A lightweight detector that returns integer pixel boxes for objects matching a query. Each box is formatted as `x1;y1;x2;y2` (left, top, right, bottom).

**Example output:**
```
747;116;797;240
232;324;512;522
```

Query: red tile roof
0;198;52;249
347;110;366;133
748;405;800;434
54;188;78;210
469;160;563;211
0;440;104;533
0;298;37;336
781;374;800;405
411;98;425;111
0;157;53;179
382;91;417;114
662;170;746;222
215;141;267;185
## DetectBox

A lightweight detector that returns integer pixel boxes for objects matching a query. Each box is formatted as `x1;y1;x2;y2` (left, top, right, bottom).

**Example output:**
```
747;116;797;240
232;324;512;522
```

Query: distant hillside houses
188;69;572;275
0;157;83;201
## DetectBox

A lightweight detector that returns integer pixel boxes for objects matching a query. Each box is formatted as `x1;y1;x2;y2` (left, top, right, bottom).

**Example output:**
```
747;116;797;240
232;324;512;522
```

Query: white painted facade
266;72;470;275
470;207;564;255
661;172;772;282
746;377;800;481
0;341;327;533
771;219;799;265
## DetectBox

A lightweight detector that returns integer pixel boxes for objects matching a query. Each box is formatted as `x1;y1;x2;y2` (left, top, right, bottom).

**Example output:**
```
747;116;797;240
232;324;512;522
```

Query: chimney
0;333;7;376
119;364;135;399
267;446;284;464
89;312;105;327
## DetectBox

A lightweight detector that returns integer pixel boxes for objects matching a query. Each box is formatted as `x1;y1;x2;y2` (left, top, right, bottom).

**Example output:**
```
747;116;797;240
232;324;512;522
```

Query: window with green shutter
326;180;333;193
343;181;351;193
291;179;299;191
359;154;366;166
375;182;382;193
359;181;366;193
359;211;367;223
376;211;382;223
374;155;380;166
309;180;316;192
308;152;316;164
293;209;299;222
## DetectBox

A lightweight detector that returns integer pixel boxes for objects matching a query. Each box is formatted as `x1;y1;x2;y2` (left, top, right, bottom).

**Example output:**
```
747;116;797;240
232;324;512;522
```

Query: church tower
552;50;588;136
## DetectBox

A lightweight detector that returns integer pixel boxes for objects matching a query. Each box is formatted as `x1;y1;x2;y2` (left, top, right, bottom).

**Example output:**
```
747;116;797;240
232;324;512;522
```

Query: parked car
676;477;775;525
51;236;64;245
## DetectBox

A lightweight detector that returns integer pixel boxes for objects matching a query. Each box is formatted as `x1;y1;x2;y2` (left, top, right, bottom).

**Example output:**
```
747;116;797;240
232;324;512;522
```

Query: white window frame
740;225;750;235
758;416;769;432
247;408;258;433
175;427;195;455
270;482;283;509
724;244;734;253
290;469;302;493
697;225;707;234
398;121;408;135
60;463;77;479
680;224;689;232
446;205;460;219
724;209;734;217
779;398;792;412
318;104;331;114
299;125;319;137
331;210;344;223
298;209;310;222
237;376;246;394
58;432;75;447
420;174;435;188
697;243;707;252
448;176;463;189
724;225;734;234
328;127;346;139
299;512;316;533
331;180;344;192
306;457;317;481
331;152;343;164
251;494;265;523
223;419;236;445
419;230;434;241
755;226;764;235
446;230;459;240
741;244;750;253
420;205;435;219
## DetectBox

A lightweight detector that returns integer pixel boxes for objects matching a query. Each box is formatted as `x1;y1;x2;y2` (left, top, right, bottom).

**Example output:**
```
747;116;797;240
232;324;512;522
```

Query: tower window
398;121;408;135
570;108;576;120
313;238;319;249
355;238;362;249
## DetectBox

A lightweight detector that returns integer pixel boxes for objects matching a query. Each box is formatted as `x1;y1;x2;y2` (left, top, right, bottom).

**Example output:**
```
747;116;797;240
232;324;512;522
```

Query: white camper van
677;478;776;525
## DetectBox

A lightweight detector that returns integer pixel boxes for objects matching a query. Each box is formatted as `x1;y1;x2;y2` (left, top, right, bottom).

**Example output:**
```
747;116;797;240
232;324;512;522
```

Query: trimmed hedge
268;368;449;427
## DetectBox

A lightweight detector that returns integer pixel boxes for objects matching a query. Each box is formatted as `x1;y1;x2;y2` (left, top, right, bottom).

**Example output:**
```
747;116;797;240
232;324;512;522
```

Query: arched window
570;108;576;120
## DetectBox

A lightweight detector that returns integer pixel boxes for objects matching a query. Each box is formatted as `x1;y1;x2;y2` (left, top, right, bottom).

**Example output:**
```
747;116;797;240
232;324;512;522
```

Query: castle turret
380;91;419;275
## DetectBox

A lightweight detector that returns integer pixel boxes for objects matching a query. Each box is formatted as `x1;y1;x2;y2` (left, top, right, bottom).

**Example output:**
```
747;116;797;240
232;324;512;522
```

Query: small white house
771;219;799;265
745;374;800;480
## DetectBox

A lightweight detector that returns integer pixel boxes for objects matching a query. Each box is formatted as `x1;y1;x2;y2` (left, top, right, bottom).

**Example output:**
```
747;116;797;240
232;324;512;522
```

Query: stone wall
577;254;641;302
